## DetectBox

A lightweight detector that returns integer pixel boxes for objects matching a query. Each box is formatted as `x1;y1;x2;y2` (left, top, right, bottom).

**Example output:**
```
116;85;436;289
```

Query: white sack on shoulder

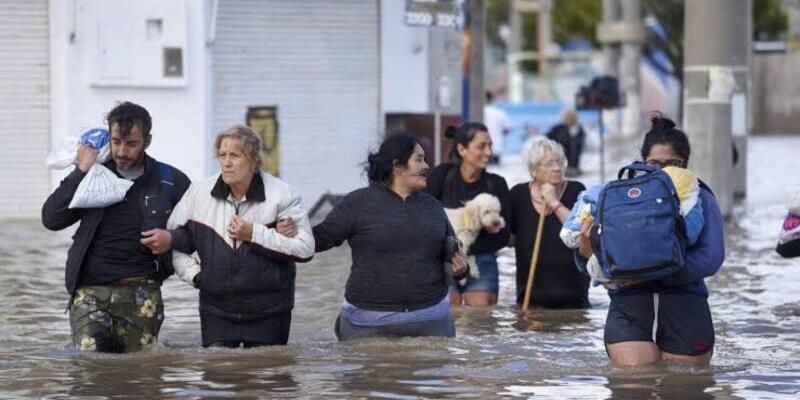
68;164;133;209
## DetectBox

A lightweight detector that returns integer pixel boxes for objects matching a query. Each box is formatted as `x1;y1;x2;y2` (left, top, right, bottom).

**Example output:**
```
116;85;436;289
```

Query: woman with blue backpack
576;115;725;367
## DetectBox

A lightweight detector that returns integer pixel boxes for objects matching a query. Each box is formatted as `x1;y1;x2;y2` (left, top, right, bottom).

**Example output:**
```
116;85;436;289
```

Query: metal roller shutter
0;0;50;219
212;0;380;206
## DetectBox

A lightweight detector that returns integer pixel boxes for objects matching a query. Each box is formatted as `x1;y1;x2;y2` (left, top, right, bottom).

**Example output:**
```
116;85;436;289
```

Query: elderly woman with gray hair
508;137;590;309
166;124;315;348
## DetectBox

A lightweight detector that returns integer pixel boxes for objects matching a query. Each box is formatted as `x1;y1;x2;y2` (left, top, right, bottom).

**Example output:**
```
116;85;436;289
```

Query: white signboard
405;0;464;29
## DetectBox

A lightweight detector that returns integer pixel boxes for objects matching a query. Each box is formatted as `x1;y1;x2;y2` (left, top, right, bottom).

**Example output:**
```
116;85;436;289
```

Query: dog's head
464;193;506;234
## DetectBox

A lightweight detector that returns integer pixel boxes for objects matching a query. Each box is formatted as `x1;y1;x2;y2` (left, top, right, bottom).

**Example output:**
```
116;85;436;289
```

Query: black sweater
425;163;511;255
41;155;190;295
313;184;450;311
508;180;590;308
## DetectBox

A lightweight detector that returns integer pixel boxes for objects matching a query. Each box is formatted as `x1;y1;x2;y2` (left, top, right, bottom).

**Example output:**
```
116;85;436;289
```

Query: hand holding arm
140;229;173;254
227;215;254;242
249;186;315;261
276;217;298;238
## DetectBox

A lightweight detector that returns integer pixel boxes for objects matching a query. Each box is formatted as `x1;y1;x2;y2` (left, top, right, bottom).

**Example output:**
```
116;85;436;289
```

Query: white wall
211;0;381;207
47;0;387;211
49;0;211;186
380;0;430;114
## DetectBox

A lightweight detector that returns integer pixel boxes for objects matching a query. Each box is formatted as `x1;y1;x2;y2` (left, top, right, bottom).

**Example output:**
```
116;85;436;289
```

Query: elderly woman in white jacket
166;124;314;348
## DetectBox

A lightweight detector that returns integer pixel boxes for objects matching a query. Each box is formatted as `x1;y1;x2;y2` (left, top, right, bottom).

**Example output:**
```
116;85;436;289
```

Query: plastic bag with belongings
68;163;133;209
46;128;111;169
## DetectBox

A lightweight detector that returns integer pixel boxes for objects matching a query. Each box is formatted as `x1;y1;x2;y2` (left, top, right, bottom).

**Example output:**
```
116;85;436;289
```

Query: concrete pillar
599;0;622;138
683;0;750;217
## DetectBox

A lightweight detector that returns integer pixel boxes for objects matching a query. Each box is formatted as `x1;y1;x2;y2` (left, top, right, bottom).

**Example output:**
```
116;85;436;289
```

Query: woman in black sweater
508;137;590;309
312;135;467;341
426;122;511;306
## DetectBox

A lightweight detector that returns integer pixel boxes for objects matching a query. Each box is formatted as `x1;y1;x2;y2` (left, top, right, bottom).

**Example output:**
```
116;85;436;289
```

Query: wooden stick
522;205;548;312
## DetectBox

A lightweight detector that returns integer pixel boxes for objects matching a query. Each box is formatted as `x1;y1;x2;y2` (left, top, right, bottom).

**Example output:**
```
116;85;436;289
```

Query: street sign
404;0;464;29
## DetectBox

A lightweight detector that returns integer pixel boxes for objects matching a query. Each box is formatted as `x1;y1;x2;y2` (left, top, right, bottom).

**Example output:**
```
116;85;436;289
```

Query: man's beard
115;153;145;170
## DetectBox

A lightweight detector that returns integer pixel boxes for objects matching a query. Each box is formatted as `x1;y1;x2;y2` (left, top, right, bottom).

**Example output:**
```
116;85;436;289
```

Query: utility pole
537;0;553;77
597;0;644;139
467;0;485;122
600;0;620;77
683;0;750;217
619;0;642;139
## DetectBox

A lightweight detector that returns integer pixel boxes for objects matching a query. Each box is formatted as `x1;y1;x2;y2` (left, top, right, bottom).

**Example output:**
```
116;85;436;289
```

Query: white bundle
46;129;111;170
68;164;133;209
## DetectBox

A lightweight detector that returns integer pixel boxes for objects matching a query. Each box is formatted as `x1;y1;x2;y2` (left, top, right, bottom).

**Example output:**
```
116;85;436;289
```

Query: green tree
486;0;512;49
487;0;602;49
487;0;788;78
553;0;602;45
643;0;789;82
486;0;601;72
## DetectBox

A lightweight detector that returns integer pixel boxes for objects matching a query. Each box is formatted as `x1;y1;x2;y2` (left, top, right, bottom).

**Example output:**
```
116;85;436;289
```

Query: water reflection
66;357;168;398
512;308;592;332
189;354;299;398
605;369;718;400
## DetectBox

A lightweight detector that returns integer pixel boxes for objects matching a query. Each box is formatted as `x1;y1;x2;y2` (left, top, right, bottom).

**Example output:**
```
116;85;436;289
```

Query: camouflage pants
69;280;164;353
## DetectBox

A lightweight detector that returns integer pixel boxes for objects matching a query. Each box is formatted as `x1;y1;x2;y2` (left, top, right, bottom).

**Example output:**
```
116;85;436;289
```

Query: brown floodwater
0;136;798;399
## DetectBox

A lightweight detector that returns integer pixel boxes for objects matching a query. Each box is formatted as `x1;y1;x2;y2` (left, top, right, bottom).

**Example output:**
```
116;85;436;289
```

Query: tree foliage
486;0;788;79
487;0;602;48
753;0;789;41
553;0;602;45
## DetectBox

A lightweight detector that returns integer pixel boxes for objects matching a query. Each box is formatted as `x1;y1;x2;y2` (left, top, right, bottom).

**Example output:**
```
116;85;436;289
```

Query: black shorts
604;290;714;356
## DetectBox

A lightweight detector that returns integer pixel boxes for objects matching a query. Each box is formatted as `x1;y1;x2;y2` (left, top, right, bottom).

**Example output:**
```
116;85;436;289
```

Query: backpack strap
698;179;716;198
156;162;177;203
153;162;178;282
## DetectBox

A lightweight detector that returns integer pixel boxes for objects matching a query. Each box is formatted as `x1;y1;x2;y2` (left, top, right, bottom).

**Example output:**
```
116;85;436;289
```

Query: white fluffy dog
444;193;506;280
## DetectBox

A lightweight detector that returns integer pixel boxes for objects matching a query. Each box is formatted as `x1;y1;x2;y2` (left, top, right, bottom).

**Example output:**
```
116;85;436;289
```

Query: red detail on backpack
784;214;800;230
627;188;642;199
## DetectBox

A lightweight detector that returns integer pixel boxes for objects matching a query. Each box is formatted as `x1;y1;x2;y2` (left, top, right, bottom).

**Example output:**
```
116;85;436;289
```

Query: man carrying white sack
42;101;190;353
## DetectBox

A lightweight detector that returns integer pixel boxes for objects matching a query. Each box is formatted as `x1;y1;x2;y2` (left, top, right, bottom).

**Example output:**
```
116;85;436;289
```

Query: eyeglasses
538;160;565;169
645;159;686;168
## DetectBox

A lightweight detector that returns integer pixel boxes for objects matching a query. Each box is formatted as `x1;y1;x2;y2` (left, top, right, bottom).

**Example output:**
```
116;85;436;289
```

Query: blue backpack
592;162;686;281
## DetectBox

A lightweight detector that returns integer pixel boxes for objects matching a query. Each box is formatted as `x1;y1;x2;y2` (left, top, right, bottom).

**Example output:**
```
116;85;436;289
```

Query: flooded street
1;135;799;399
